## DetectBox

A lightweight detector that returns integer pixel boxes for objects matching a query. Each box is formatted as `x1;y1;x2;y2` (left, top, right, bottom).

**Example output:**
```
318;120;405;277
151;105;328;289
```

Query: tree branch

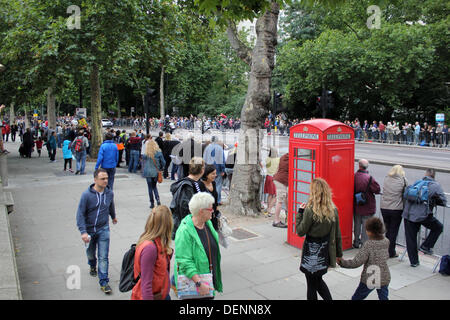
226;20;252;66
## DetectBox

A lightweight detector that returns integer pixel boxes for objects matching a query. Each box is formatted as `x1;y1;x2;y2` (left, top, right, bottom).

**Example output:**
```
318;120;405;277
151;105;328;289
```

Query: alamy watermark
67;5;81;30
366;265;381;289
367;5;381;30
66;265;81;290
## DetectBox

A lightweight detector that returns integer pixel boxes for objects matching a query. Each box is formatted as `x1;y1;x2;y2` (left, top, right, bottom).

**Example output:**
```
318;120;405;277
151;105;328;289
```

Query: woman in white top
263;147;280;217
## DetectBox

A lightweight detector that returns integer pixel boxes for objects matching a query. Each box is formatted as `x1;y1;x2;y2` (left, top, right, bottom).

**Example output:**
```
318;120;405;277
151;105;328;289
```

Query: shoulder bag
300;232;330;276
151;155;163;183
355;176;372;206
177;228;215;299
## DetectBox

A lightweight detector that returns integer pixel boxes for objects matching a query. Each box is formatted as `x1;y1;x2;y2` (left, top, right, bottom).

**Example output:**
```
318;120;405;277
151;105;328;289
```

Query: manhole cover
230;228;259;241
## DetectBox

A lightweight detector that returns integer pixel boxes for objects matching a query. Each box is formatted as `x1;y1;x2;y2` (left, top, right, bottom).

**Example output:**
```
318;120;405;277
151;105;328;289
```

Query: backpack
403;179;430;204
169;179;202;239
119;244;140;292
439;255;450;276
119;241;155;292
73;137;84;152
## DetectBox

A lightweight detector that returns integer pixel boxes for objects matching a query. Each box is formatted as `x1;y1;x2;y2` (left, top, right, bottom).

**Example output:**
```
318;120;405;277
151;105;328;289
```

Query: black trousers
304;273;332;300
163;155;174;178
64;158;72;170
404;215;443;264
50;148;56;161
381;209;403;257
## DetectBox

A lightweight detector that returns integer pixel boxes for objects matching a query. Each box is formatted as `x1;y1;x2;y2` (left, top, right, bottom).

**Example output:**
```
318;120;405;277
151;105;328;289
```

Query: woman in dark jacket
169;157;205;239
48;131;57;162
23;128;34;158
200;164;220;231
162;133;180;179
296;178;343;300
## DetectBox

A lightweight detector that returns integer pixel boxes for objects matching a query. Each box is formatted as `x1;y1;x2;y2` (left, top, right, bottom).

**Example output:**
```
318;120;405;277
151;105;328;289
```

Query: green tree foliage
167;30;250;117
276;0;450;122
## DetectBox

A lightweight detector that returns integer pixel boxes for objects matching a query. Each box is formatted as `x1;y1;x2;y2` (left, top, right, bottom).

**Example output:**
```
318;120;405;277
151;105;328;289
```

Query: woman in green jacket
296;178;343;300
174;192;223;299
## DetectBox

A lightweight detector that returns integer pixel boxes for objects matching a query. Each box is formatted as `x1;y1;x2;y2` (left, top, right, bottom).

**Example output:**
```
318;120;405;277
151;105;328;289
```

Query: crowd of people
108;114;449;150
348;119;449;147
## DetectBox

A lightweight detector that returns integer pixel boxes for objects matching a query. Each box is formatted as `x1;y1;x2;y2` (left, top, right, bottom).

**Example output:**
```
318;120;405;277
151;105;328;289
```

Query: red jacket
131;238;171;300
354;170;381;216
273;153;289;186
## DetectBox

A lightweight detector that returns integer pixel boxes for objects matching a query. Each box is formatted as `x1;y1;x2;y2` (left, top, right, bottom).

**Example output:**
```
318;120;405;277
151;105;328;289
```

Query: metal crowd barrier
354;131;449;149
396;204;449;273
373;193;449;273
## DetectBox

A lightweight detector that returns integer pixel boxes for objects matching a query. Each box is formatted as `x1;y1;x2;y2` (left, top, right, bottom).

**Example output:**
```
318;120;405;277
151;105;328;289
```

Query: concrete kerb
355;140;450;152
354;158;450;174
0;204;22;300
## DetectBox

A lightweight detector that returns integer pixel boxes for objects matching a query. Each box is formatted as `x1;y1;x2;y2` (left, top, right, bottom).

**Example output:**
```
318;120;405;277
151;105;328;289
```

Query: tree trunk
47;82;56;129
117;92;121;119
9;102;15;123
160;65;165;118
90;63;103;158
57;101;60;118
24;105;29;129
227;3;279;216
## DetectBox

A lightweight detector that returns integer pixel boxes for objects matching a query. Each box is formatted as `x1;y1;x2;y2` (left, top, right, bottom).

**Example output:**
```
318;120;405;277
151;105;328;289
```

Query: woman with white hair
380;165;408;258
174;192;223;299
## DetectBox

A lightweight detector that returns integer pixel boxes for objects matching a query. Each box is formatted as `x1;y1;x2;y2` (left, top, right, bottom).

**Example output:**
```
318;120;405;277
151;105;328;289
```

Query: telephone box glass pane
297;170;312;183
297;181;310;193
298;193;309;204
297;159;312;171
293;148;316;207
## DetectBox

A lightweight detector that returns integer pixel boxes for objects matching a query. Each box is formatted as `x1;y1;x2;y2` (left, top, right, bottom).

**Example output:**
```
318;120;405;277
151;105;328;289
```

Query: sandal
272;221;287;228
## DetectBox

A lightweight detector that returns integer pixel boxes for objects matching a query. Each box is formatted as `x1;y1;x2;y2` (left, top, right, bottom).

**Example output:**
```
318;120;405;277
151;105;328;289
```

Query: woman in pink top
131;206;173;300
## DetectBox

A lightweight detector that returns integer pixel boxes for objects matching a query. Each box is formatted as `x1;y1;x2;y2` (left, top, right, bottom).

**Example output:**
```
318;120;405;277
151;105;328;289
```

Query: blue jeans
105;167;116;190
86;225;110;287
129;150;140;173
57;134;63;148
414;133;420;144
352;282;389;300
146;177;160;205
75;151;87;174
171;164;178;180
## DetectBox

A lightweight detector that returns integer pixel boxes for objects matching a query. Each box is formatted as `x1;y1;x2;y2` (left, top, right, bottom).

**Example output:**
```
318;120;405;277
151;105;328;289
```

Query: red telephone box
287;119;354;250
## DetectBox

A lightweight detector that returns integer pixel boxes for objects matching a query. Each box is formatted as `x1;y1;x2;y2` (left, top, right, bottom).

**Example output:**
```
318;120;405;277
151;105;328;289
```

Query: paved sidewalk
4;138;450;300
